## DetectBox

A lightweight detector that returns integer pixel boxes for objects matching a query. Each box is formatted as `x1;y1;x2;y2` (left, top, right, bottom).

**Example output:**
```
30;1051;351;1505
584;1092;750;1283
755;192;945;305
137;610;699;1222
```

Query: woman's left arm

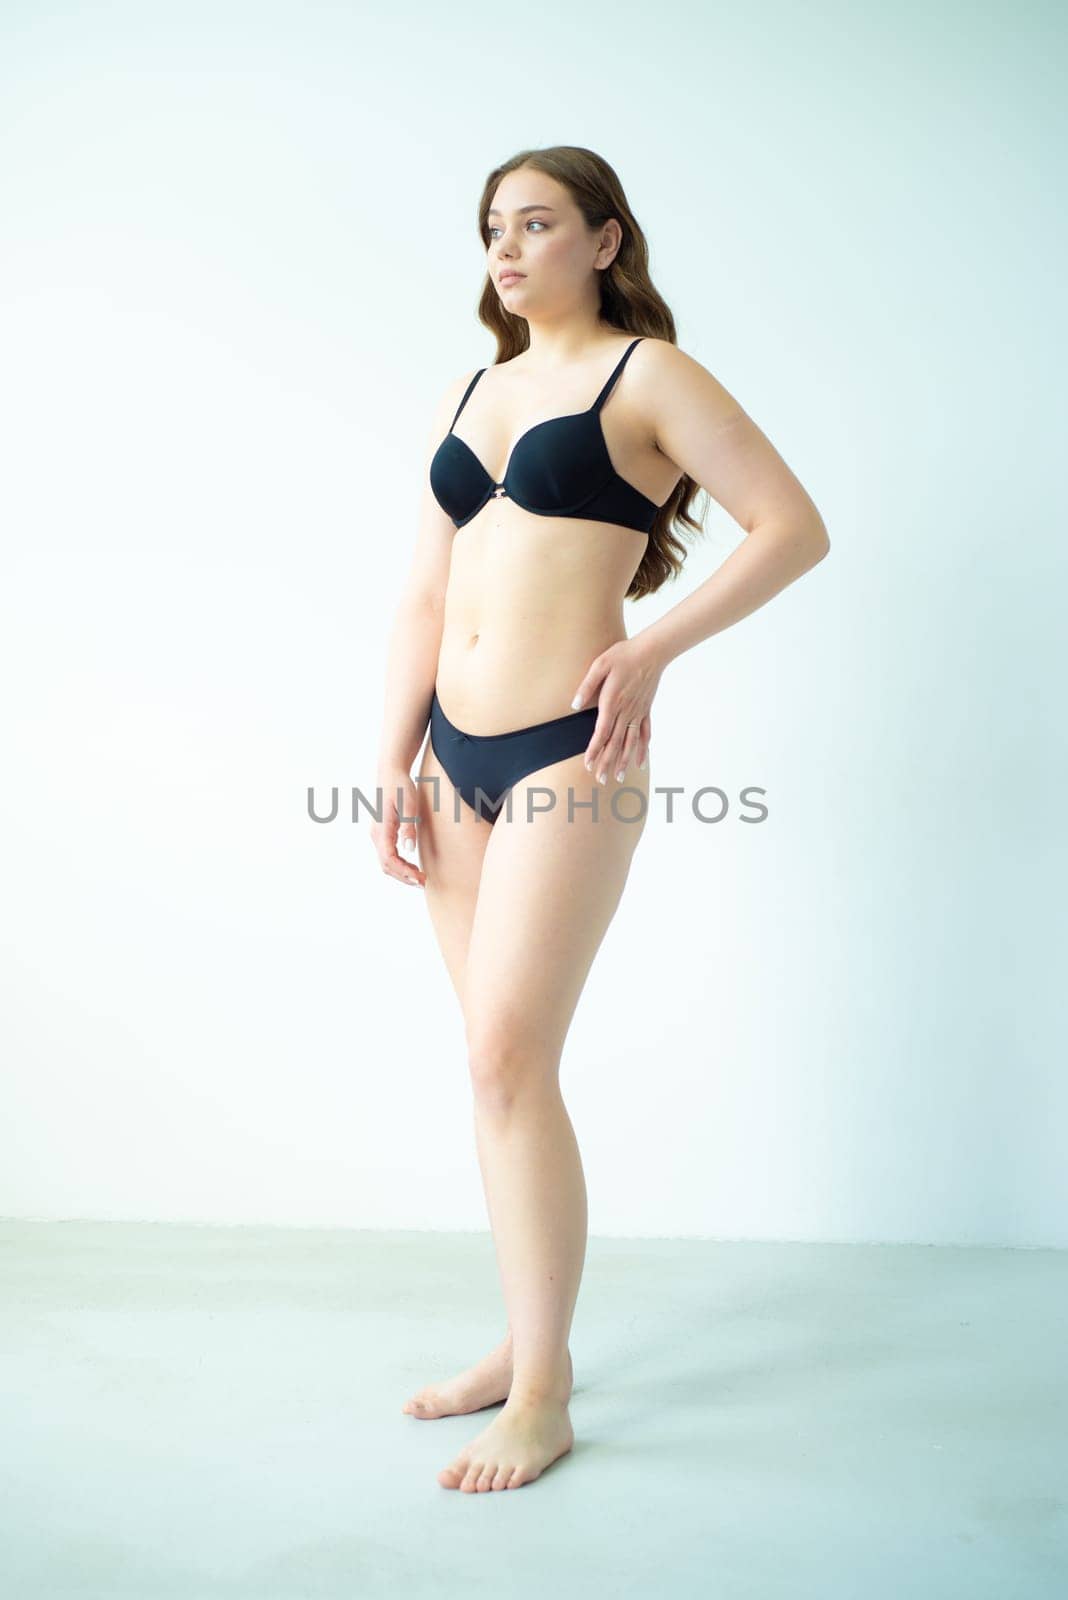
573;341;831;784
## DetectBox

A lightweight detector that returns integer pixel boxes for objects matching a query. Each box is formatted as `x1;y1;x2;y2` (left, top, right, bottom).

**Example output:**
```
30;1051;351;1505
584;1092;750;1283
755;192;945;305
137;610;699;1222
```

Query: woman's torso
434;334;681;734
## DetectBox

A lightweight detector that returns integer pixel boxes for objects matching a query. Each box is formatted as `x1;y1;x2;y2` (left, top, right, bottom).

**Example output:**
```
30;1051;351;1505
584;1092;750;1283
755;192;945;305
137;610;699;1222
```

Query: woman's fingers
634;713;651;772
372;781;426;887
396;829;425;886
614;721;642;779
381;838;424;886
586;710;651;787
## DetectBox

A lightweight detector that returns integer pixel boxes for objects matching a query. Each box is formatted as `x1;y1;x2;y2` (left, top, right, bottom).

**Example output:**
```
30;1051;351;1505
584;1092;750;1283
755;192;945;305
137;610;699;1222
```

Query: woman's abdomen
435;511;642;734
435;613;627;735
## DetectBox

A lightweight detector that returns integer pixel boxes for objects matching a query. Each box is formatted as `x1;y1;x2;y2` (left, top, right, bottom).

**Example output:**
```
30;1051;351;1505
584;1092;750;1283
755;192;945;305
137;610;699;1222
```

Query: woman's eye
488;220;547;238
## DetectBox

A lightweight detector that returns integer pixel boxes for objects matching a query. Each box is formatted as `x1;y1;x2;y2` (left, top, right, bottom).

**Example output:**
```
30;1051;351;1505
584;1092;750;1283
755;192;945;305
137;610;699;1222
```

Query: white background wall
2;1;1063;1245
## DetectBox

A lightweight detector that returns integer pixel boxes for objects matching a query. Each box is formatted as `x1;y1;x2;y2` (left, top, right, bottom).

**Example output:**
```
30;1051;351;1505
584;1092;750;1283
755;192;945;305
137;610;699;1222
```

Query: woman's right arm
371;368;477;888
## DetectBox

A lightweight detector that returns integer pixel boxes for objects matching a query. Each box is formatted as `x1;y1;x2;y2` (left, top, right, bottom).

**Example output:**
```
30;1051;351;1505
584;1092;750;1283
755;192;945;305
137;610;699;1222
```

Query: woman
372;146;830;1493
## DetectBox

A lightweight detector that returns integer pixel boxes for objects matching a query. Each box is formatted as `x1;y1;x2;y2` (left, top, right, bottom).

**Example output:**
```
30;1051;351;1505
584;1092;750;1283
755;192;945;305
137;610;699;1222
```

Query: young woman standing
372;146;830;1492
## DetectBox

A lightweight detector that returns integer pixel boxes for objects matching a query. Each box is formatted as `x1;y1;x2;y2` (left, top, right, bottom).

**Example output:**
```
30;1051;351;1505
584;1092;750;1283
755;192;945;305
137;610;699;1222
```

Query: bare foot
402;1336;515;1419
437;1391;574;1491
403;1342;574;1422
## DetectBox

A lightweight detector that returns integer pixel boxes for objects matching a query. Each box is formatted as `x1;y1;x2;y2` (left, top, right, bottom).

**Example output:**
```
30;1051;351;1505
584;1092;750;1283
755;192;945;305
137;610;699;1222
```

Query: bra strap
448;368;486;432
592;337;644;413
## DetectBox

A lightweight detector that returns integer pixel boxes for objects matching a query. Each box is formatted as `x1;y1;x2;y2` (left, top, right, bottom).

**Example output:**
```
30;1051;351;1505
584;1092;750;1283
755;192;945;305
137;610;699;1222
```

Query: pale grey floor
0;1220;1065;1599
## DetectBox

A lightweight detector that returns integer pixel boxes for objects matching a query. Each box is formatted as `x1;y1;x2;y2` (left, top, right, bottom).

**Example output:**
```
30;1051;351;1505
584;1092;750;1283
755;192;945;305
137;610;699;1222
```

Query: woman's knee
465;1016;559;1110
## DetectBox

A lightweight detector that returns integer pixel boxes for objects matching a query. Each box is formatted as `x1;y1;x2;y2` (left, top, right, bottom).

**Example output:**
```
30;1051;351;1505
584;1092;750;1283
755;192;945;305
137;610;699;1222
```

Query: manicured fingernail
571;696;583;709
616;770;625;782
584;759;591;771
639;756;647;769
598;772;606;785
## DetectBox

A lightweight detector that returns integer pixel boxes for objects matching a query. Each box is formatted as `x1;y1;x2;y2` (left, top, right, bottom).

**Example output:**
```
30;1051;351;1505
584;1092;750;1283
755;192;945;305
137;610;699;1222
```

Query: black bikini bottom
429;687;598;825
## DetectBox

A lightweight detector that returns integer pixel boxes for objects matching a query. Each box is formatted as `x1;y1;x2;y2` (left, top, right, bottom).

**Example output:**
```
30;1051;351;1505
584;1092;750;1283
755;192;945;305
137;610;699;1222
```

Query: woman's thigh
462;748;651;1062
414;732;492;1003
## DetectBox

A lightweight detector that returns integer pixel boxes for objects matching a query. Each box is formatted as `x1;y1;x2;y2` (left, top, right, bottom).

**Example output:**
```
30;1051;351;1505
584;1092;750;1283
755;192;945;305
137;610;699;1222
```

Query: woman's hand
371;767;426;888
570;637;665;786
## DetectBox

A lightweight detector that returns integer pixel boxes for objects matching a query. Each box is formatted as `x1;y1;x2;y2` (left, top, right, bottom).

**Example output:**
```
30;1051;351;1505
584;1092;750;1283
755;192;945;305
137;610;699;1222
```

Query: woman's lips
499;273;525;286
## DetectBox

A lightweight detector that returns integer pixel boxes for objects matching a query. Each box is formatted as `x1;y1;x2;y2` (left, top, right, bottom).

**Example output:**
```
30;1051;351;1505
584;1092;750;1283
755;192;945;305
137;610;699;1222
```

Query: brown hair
474;145;707;600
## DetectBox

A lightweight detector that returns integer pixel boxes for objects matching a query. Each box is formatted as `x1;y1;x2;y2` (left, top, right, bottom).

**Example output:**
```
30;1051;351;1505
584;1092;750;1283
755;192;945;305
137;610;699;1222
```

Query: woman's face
486;171;617;316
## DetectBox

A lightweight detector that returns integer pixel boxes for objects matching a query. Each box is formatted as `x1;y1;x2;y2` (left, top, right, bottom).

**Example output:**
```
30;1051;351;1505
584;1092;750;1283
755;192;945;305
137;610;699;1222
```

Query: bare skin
378;160;828;1490
389;166;668;1491
409;734;649;1490
402;1330;576;1419
439;1390;575;1493
402;1331;516;1419
403;1329;579;1493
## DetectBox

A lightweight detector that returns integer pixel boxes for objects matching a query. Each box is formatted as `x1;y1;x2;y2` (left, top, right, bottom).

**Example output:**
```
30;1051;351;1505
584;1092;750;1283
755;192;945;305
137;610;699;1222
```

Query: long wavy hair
474;145;707;600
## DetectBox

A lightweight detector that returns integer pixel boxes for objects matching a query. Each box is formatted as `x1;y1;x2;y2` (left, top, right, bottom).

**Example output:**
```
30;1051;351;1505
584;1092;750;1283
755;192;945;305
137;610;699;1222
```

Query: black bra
429;336;659;534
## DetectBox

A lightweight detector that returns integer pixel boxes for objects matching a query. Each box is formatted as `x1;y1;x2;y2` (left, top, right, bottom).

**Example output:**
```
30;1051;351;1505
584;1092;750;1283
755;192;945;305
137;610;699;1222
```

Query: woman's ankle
508;1348;573;1406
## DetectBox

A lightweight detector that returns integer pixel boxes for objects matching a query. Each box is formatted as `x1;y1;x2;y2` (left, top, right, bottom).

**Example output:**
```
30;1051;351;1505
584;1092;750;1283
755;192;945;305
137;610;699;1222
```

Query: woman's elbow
810;518;831;562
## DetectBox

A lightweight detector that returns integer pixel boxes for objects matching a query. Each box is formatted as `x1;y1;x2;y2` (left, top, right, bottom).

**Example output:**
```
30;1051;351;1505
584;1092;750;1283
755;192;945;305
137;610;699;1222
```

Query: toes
490;1465;512;1491
475;1464;497;1492
460;1460;484;1493
437;1454;469;1490
405;1391;445;1417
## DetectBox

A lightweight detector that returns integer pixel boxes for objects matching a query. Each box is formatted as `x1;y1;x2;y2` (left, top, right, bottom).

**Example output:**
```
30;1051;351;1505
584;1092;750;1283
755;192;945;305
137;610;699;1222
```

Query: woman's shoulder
429;363;486;428
631;335;702;372
628;337;734;413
